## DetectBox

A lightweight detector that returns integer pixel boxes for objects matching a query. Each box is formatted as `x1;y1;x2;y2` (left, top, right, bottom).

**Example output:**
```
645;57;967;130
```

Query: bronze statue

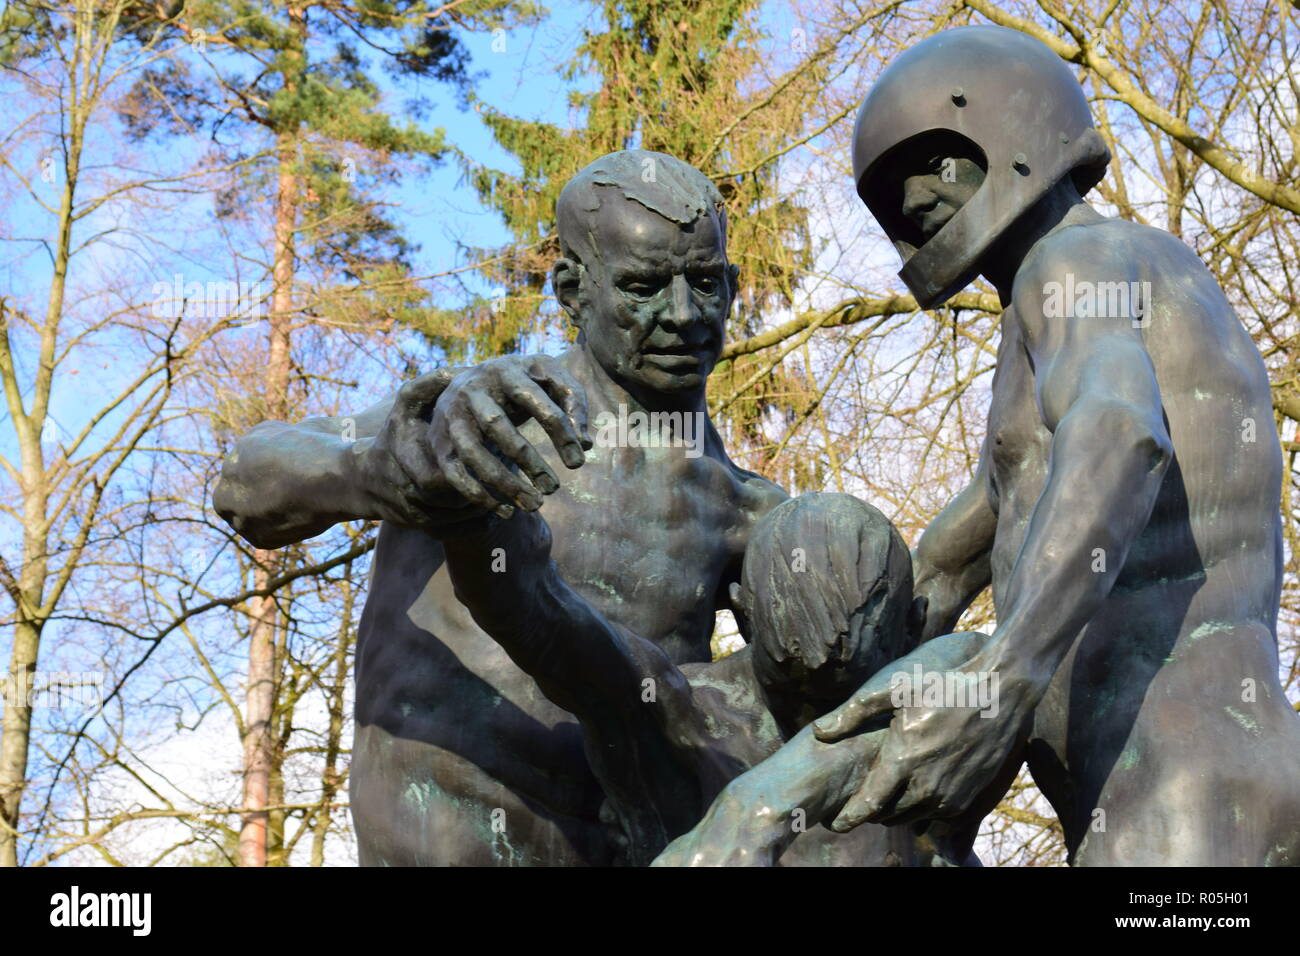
215;151;909;865
216;28;1300;866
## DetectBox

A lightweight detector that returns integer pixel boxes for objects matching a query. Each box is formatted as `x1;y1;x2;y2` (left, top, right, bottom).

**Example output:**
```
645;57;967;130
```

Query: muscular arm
809;243;1172;830
654;632;991;866
912;452;997;643
441;511;694;722
214;354;593;550
974;248;1173;705
214;369;464;549
442;510;735;860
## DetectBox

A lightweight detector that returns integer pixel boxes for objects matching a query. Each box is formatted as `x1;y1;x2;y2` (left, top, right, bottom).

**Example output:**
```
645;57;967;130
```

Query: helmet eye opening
861;130;988;252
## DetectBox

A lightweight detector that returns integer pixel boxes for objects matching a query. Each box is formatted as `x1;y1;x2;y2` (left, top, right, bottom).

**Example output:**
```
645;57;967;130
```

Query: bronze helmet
852;25;1111;308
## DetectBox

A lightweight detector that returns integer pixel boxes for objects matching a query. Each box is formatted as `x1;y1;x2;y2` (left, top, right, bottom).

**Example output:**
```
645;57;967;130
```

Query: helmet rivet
950;87;965;105
1013;153;1029;169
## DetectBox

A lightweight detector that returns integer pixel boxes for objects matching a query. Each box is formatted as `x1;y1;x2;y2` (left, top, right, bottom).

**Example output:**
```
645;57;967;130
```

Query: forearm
214;417;379;548
912;473;996;642
729;632;990;828
442;512;692;723
215;368;482;548
975;399;1170;698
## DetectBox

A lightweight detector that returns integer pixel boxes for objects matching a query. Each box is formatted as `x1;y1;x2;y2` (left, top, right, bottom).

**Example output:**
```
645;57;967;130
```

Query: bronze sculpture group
214;26;1300;866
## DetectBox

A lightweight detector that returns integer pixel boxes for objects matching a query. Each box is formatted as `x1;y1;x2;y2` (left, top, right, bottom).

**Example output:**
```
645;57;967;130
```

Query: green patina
402;777;461;816
1224;706;1261;736
1118;743;1142;771
1186;619;1232;644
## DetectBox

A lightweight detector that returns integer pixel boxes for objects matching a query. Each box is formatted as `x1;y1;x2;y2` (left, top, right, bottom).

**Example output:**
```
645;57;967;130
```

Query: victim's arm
654;631;990;866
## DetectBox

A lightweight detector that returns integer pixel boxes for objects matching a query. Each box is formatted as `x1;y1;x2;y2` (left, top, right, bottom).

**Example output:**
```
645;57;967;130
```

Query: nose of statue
901;177;939;221
662;274;702;330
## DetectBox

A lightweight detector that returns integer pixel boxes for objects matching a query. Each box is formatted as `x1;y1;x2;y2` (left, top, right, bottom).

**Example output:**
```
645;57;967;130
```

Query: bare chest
535;438;754;657
987;315;1052;570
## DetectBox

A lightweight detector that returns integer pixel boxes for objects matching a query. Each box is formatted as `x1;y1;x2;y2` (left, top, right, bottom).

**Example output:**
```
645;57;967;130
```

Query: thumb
813;683;898;743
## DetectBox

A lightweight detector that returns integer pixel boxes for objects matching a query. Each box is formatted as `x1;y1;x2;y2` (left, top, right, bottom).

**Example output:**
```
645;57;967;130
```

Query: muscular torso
984;219;1293;853
351;352;784;865
988;222;1281;617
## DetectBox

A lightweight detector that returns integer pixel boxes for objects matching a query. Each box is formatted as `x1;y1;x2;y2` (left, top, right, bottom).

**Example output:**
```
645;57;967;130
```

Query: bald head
556;150;727;266
550;150;737;405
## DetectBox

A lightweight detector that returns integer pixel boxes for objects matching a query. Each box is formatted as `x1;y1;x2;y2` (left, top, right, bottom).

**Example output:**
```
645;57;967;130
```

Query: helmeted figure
852;25;1110;307
743;24;1300;866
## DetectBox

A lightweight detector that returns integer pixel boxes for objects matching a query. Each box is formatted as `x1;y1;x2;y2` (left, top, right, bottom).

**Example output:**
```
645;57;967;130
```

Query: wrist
966;633;1048;713
341;436;390;521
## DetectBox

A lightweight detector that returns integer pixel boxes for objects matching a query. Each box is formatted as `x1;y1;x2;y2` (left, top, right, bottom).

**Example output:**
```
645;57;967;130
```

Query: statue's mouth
642;353;703;373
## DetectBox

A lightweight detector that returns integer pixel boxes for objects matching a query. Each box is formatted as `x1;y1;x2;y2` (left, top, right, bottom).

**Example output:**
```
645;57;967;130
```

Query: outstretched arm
213;372;446;549
653;632;991;866
214;354;591;549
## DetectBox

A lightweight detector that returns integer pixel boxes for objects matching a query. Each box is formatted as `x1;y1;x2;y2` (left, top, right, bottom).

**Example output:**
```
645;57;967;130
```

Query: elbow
211;458;261;546
1139;427;1173;476
212;469;292;550
1066;398;1172;476
1113;407;1172;477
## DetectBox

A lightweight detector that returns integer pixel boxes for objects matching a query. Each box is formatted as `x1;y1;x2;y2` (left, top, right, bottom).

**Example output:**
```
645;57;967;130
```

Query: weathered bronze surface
216;28;1300;866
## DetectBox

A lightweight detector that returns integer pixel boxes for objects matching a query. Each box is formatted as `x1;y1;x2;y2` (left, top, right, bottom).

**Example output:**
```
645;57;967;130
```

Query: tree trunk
0;94;81;865
239;132;297;867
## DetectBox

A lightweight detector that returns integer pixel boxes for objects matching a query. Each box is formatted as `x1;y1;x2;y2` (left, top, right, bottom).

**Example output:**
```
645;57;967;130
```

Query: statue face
565;197;737;399
888;134;987;242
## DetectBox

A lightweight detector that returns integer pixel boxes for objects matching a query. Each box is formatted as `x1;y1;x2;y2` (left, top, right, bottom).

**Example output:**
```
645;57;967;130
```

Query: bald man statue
215;151;923;865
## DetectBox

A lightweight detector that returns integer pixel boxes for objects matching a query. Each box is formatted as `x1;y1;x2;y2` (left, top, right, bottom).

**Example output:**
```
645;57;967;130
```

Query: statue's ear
553;258;584;329
728;581;753;644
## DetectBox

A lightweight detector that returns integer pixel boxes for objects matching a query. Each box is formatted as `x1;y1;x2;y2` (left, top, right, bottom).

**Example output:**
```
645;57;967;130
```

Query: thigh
1032;621;1300;866
350;723;612;866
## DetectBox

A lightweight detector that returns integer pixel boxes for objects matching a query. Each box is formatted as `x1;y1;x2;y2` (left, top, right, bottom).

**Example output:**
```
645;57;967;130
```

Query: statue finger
466;390;560;495
526;357;592;451
441;452;513;519
501;366;587;468
391;420;442;494
813;683;897;742
831;771;910;832
395;367;457;418
447;417;542;512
